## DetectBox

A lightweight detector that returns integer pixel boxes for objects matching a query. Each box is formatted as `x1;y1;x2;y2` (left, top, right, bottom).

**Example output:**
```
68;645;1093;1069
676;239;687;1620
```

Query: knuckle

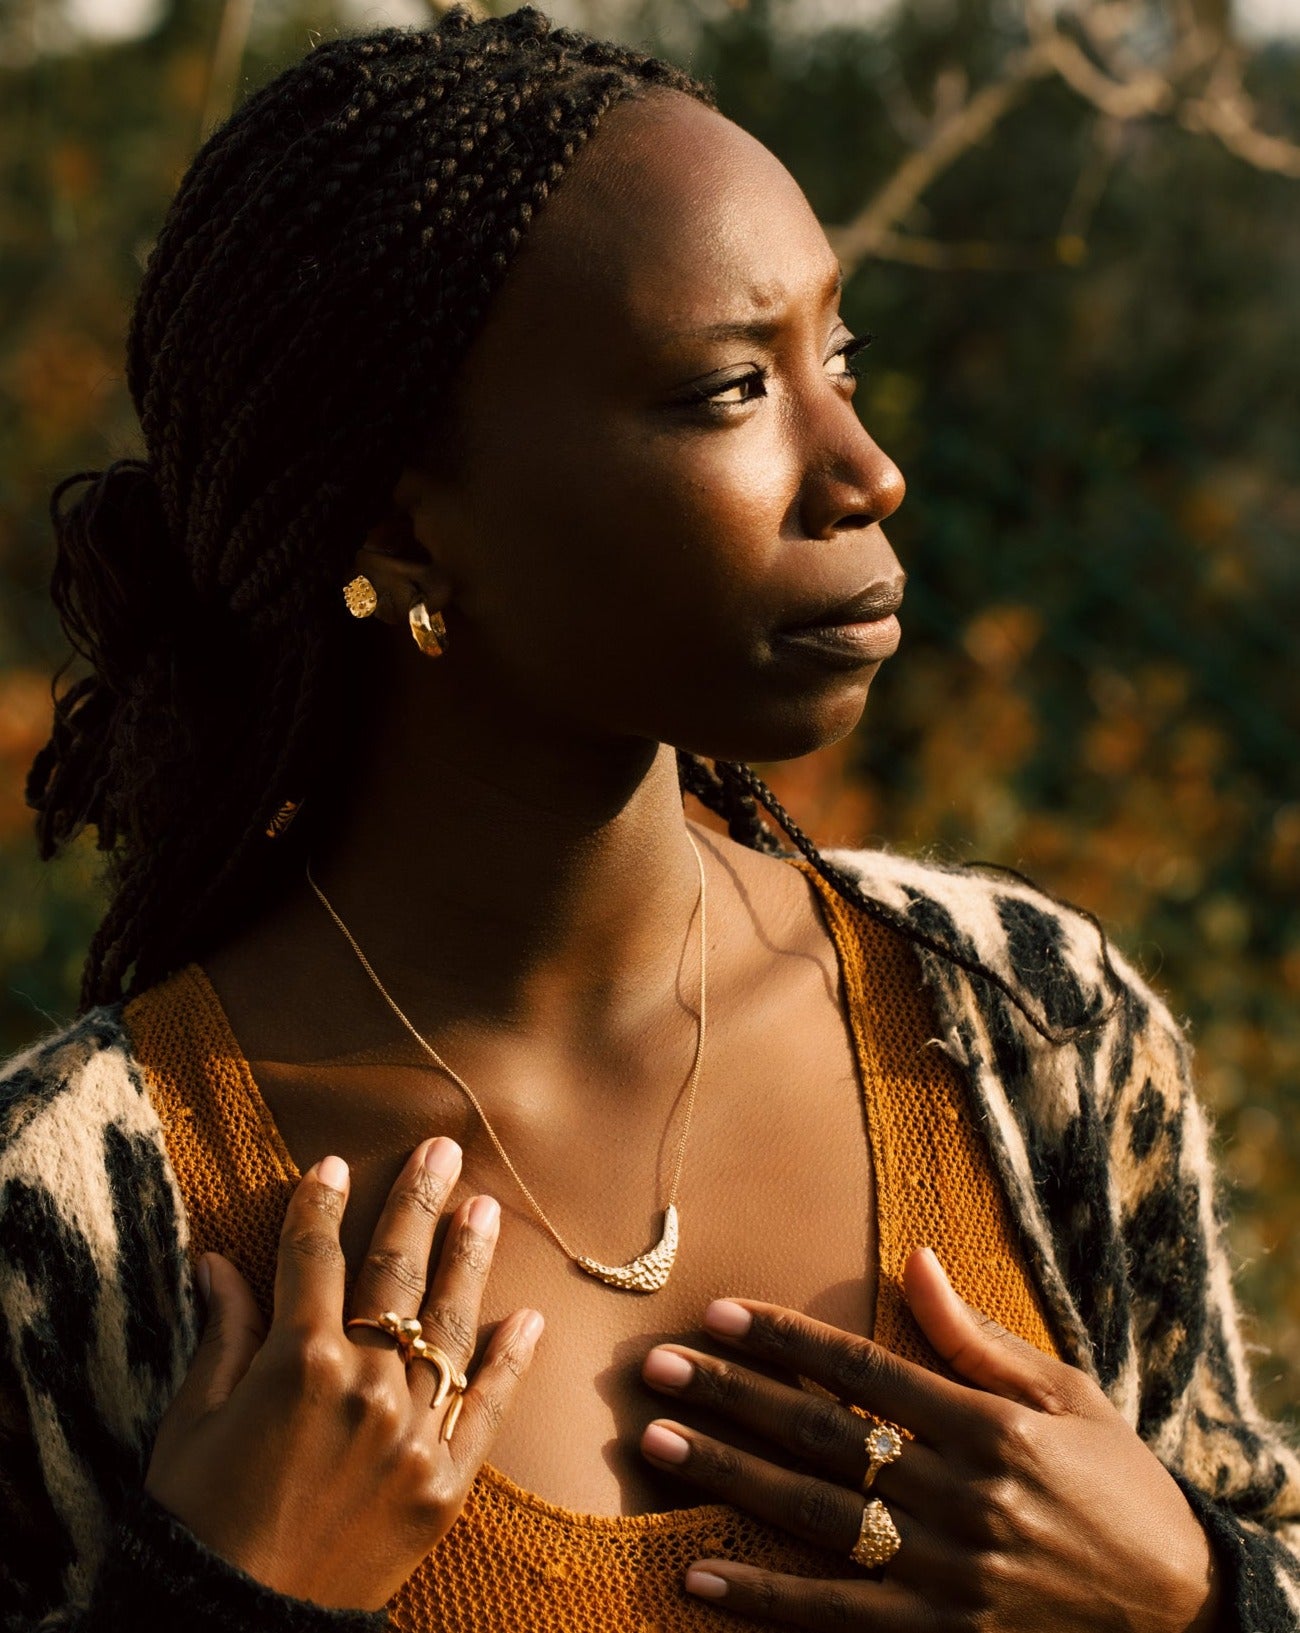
471;1386;506;1435
786;1474;842;1538
360;1246;428;1303
692;1359;747;1414
282;1225;345;1270
343;1373;405;1437
269;1330;347;1393
819;1584;859;1625
969;1474;1022;1546
756;1308;804;1360
989;1407;1041;1471
423;1300;477;1358
404;1165;453;1219
791;1396;844;1459
448;1227;493;1277
748;1574;780;1613
295;1183;345;1224
494;1330;534;1381
695;1438;744;1487
832;1340;886;1399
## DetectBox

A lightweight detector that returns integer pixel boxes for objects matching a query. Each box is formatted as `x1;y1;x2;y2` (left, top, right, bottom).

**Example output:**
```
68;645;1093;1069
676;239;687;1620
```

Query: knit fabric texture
127;866;1056;1631
3;847;1299;1629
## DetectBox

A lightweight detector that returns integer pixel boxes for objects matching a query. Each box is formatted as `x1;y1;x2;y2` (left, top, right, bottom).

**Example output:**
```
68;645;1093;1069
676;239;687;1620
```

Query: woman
2;8;1296;1630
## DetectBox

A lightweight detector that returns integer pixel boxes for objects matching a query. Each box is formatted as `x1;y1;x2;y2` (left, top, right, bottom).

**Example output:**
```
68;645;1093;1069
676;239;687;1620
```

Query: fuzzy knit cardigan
1;847;1298;1632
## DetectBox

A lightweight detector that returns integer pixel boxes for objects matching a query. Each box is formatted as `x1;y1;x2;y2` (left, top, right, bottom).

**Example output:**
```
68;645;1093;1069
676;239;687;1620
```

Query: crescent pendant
574;1204;680;1293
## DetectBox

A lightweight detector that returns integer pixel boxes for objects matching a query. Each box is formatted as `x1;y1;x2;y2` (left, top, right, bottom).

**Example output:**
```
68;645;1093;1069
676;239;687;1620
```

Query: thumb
902;1247;1081;1413
176;1252;268;1417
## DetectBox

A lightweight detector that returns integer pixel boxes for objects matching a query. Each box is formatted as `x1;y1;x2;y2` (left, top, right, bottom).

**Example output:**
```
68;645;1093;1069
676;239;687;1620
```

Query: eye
691;368;768;408
827;332;873;383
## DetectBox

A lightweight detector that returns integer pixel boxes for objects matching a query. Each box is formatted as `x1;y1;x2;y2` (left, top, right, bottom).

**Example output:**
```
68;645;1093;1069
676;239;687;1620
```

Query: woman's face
402;90;905;763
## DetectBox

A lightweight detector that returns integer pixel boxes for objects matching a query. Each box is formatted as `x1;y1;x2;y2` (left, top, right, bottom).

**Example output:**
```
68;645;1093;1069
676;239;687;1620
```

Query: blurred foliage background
2;0;1297;1423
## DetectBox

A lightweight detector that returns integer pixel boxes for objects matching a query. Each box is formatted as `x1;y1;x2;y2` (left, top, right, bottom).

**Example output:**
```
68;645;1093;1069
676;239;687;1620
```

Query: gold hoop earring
409;602;448;658
342;575;378;618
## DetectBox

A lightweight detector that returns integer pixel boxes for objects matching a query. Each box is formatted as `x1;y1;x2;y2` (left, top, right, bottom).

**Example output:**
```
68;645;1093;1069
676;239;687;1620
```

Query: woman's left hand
639;1248;1221;1631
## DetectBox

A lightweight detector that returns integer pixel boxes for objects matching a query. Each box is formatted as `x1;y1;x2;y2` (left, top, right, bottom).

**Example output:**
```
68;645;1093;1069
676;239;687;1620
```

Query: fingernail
468;1195;500;1237
921;1246;950;1283
424;1137;461;1180
685;1569;729;1599
642;1423;690;1464
317;1154;349;1191
196;1256;211;1305
704;1299;751;1337
643;1348;694;1389
517;1309;545;1346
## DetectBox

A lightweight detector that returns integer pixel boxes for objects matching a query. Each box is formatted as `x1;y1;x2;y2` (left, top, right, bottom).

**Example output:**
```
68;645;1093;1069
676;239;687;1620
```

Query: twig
199;0;256;142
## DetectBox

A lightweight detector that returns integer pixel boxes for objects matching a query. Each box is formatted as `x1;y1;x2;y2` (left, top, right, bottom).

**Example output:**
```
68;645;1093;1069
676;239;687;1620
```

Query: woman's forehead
486;92;839;353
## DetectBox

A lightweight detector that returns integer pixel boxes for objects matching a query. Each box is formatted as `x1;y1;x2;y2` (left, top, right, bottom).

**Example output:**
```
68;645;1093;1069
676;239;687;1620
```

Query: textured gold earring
343;574;378;618
409;602;448;658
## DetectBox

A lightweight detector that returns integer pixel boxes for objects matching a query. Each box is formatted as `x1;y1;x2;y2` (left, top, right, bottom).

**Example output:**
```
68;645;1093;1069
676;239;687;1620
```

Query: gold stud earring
409;602;448;658
342;575;378;618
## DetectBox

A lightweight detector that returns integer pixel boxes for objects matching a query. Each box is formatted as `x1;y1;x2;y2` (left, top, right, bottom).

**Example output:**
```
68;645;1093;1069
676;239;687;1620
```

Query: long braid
700;760;1121;1045
32;8;712;1010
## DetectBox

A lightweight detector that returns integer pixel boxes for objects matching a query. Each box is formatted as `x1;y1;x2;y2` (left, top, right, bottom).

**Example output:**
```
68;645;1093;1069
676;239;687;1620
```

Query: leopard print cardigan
2;848;1298;1629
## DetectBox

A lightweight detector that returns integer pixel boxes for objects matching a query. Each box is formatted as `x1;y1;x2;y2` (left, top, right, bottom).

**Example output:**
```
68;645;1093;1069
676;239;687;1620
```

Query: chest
253;969;875;1516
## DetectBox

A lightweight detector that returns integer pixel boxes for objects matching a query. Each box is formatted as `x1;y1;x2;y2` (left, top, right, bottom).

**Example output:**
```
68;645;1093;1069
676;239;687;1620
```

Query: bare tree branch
829;0;1298;277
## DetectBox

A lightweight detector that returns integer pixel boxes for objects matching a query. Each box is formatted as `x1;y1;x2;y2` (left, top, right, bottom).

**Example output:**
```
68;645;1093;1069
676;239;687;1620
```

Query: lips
781;578;905;633
774;577;905;670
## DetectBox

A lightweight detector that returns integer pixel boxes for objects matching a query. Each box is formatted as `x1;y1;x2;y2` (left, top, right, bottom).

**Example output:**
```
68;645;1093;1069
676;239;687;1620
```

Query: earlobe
351;498;454;628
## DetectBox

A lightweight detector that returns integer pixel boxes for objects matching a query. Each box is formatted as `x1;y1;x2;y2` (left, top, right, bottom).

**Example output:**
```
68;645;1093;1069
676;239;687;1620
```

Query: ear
351;467;456;627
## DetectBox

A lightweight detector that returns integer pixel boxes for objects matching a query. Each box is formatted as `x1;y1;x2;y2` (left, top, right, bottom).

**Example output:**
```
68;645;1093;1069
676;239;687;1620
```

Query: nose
797;415;905;541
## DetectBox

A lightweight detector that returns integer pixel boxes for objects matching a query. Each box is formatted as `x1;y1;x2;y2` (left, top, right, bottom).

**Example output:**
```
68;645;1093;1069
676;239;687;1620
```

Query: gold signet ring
850;1498;902;1570
861;1422;903;1493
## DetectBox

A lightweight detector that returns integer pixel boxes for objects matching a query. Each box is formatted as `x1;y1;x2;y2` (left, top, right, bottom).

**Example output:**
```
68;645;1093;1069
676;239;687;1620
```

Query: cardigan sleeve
1104;963;1300;1628
0;1353;390;1633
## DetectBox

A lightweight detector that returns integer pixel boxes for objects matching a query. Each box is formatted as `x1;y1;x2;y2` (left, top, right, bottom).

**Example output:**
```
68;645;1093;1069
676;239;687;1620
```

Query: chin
681;669;878;764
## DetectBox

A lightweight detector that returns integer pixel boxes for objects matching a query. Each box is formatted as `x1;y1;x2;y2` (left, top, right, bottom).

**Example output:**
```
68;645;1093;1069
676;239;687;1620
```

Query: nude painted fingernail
316;1155;348;1191
643;1349;694;1389
642;1423;690;1464
685;1569;729;1599
424;1137;461;1180
704;1299;752;1337
517;1309;545;1346
468;1195;500;1237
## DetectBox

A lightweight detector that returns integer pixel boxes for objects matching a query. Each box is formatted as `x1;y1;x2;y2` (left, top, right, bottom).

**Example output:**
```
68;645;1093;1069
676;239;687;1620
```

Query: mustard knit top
124;863;1058;1632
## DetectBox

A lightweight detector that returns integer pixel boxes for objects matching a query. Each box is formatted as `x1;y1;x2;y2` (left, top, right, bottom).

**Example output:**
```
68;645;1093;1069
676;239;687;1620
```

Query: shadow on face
392;91;908;764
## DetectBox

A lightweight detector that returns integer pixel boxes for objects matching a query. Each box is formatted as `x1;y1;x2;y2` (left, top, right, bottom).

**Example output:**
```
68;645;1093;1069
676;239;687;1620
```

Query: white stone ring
861;1421;904;1494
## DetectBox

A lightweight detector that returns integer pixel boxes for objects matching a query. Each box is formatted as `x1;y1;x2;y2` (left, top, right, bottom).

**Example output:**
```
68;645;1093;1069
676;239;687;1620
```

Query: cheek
460;418;796;679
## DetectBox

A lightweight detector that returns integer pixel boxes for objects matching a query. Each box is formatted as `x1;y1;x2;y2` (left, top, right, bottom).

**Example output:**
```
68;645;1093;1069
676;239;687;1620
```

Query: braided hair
29;6;1117;1042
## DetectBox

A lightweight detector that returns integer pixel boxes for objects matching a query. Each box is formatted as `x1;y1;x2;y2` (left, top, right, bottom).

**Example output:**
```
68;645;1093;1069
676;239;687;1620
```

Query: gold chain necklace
306;833;707;1293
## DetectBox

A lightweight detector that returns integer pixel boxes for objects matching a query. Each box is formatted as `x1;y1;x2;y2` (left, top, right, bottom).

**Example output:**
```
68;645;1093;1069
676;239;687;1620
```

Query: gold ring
408;1339;469;1442
850;1498;901;1570
345;1310;425;1360
861;1422;903;1493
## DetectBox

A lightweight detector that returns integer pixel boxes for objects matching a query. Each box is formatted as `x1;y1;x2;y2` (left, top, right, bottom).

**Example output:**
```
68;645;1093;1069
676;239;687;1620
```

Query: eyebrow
666;264;844;345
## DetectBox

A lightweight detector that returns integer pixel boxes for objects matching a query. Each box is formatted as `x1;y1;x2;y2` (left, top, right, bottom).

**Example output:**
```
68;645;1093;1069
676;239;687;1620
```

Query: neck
302;652;710;1042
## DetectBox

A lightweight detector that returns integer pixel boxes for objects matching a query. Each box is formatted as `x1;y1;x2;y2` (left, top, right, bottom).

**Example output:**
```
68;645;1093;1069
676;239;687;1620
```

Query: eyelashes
687;331;874;411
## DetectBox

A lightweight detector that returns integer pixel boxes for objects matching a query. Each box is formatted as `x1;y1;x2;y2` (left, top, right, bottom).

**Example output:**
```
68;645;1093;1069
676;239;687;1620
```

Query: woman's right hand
144;1137;542;1612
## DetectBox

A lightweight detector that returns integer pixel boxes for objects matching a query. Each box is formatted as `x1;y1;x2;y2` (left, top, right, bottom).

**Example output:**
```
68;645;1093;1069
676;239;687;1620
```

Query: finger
701;1298;973;1445
682;1560;921;1630
410;1192;499;1406
349;1137;462;1325
166;1253;268;1425
271;1157;350;1333
641;1345;944;1508
902;1248;1102;1417
447;1307;545;1473
641;1418;867;1556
